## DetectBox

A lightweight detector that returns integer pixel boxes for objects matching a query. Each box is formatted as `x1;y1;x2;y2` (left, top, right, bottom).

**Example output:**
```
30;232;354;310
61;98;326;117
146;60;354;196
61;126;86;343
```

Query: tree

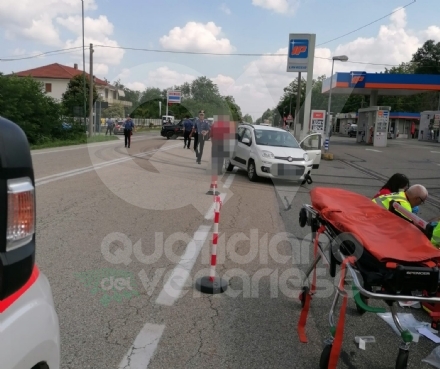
242;114;253;123
0;74;65;144
102;102;125;119
62;74;98;116
411;40;440;74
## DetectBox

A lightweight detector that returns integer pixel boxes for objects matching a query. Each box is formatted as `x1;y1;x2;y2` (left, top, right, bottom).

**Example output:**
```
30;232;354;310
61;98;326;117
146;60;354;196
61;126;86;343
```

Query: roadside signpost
286;33;316;140
166;90;181;116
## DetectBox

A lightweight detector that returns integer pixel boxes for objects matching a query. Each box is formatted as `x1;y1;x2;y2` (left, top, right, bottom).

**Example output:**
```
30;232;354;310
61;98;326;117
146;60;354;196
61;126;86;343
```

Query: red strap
297;225;326;343
328;256;355;369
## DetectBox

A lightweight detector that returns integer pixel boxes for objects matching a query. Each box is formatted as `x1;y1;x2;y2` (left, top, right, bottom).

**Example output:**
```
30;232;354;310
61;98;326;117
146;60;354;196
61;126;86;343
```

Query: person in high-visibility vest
431;223;440;247
372;184;428;222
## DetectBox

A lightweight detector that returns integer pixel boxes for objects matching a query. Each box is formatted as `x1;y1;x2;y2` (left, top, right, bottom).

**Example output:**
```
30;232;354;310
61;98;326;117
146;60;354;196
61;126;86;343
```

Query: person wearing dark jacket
182;115;194;149
192;110;210;164
124;116;135;148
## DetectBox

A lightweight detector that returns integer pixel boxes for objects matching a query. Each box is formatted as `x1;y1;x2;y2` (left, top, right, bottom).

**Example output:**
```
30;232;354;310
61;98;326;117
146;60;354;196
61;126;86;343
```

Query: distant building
12;63;132;109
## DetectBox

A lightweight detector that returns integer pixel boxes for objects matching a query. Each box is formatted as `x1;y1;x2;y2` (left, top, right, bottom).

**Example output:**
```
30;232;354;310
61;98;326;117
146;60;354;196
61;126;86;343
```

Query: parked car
0;116;61;369
225;123;321;184
160;119;190;139
348;124;357;137
113;121;126;135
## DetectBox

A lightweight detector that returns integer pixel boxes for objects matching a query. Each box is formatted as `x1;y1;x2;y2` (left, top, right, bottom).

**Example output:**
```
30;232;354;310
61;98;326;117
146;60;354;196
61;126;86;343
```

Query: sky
0;0;439;120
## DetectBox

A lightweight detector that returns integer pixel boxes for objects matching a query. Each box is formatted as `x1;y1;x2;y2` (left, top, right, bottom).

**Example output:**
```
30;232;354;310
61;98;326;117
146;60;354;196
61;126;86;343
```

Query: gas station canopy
322;71;440;96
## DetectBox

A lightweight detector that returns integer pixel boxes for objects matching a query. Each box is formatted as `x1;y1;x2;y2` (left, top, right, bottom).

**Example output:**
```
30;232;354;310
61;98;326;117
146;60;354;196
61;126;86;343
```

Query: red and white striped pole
195;195;228;294
209;195;221;281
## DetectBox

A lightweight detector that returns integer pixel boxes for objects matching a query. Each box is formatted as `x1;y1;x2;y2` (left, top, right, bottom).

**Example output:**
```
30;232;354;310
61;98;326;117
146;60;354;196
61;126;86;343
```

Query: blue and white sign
287;33;315;73
167;90;181;104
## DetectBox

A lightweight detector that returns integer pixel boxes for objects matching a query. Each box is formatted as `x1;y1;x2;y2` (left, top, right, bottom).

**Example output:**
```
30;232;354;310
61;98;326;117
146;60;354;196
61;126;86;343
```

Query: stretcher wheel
395;348;409;369
319;344;332;369
299;286;309;308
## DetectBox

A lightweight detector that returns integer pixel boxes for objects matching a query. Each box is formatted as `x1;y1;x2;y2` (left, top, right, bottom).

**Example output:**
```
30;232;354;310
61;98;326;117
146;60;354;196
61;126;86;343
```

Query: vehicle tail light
6;177;35;252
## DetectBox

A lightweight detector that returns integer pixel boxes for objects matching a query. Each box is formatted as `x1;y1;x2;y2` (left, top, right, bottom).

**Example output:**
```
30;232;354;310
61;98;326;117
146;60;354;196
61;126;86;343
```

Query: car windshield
254;129;300;148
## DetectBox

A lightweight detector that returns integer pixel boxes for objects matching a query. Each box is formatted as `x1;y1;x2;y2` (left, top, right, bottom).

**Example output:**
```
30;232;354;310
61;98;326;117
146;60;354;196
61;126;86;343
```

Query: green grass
30;134;119;150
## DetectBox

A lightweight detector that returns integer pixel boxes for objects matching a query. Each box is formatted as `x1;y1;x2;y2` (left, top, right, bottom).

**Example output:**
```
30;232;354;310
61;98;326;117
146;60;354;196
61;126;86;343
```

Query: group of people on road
371;173;440;248
182;110;211;164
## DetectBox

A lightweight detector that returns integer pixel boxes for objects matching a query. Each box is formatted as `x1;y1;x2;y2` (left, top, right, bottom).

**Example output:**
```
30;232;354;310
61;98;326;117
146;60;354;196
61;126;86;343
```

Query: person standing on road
124;116;135;148
193;110;210;164
183;114;193;149
105;118;114;135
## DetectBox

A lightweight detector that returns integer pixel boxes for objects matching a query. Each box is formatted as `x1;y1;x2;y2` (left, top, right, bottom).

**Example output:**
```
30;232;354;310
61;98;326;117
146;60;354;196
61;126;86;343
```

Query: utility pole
88;43;94;138
81;0;86;127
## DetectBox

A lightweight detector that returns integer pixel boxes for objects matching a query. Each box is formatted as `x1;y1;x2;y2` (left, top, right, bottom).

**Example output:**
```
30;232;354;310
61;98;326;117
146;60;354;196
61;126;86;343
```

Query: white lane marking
117;323;165;369
35;143;181;186
155;225;211;306
365;149;382;152
431;151;440;154
31;135;156;155
223;168;237;189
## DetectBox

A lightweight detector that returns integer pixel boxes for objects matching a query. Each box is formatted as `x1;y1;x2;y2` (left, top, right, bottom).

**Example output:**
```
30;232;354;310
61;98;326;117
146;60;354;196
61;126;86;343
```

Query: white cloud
126;82;146;91
146;66;197;89
0;0;97;46
421;26;440;43
251;0;299;14
159;22;235;53
56;15;114;38
220;3;231;14
0;0;123;78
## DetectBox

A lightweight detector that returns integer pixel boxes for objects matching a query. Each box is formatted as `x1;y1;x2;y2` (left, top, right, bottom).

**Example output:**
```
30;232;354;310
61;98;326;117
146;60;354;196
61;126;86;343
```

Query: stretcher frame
298;203;440;369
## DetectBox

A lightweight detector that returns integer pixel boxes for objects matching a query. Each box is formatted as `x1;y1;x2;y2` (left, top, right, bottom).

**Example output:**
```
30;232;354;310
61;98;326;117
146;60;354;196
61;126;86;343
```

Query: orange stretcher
297;187;440;369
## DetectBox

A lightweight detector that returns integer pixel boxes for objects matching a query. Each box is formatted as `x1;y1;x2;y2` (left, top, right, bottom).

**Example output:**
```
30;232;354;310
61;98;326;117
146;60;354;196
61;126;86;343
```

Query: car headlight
261;150;274;159
303;153;309;162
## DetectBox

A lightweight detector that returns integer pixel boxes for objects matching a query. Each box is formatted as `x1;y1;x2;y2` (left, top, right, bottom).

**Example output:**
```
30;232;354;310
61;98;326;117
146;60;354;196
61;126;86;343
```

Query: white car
0;116;60;369
225;124;322;183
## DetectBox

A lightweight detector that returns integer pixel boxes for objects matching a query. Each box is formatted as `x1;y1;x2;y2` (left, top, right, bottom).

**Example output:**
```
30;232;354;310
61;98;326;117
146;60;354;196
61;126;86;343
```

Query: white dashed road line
117;323;166;369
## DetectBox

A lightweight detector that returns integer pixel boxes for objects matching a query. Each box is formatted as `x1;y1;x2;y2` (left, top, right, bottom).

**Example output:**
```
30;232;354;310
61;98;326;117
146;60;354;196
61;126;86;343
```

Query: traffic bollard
195;195;228;294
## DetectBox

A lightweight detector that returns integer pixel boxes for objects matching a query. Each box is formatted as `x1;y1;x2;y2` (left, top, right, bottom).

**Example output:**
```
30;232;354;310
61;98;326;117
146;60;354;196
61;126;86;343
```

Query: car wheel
225;159;234;172
167;131;174;139
247;160;258;182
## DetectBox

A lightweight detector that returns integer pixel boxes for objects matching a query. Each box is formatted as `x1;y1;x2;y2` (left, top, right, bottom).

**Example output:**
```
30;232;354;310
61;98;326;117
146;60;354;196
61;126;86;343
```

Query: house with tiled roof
13;63;132;109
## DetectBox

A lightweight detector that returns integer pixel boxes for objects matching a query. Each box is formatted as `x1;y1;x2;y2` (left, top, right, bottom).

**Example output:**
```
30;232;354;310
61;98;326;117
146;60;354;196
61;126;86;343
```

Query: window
242;129;252;144
237;127;245;142
45;83;52;93
301;134;322;150
113;90;117;100
105;89;108;98
254;129;299;148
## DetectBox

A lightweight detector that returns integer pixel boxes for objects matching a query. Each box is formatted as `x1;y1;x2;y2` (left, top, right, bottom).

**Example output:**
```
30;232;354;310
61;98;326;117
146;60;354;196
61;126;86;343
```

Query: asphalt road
31;132;440;369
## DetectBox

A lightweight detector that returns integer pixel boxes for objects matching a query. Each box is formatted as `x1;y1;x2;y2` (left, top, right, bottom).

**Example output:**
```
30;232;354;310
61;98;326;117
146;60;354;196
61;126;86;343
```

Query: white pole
325;59;335;152
302;34;315;141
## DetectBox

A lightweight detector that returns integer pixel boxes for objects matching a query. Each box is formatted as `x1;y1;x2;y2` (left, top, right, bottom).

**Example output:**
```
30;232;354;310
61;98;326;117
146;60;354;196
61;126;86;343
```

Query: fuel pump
356;106;391;147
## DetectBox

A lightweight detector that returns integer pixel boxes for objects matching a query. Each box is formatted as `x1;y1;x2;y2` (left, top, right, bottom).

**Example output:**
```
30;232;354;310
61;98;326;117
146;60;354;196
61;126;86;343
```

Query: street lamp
325;55;349;152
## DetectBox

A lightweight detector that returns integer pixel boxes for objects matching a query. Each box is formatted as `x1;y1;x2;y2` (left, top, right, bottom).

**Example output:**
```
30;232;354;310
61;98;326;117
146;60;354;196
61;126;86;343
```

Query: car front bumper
255;158;313;181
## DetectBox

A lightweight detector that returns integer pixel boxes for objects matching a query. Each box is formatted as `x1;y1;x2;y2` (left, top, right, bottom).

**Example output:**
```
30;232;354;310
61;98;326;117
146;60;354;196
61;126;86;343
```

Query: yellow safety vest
372;191;412;220
431;223;440;248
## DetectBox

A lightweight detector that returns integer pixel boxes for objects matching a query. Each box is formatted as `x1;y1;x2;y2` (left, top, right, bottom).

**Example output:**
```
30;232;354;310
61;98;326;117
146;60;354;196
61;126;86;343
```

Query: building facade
13;63;132;110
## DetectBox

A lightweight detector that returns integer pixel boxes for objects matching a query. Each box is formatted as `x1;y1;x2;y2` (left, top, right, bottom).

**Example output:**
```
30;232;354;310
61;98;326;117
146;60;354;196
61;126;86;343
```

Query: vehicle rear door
299;133;322;169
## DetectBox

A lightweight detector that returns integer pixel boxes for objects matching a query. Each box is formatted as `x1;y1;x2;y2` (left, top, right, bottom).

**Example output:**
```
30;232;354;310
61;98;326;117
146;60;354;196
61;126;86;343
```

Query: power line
93;44;402;67
316;0;417;46
0;47;83;61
